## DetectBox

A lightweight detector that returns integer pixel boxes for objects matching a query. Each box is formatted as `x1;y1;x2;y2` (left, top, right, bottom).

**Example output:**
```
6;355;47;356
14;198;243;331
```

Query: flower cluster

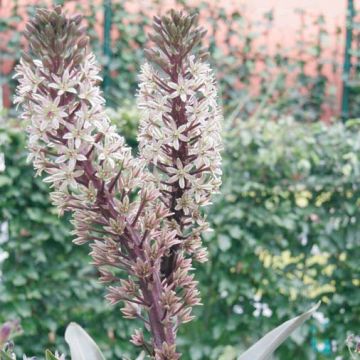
137;9;222;317
15;7;222;359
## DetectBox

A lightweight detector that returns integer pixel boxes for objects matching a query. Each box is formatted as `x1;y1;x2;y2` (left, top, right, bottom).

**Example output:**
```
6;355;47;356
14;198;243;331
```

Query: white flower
146;96;171;120
167;159;193;188
175;192;194;215
33;95;67;131
190;177;212;203
49;67;78;95
44;164;84;190
76;103;103;124
80;53;103;83
141;141;164;165
138;109;161;135
78;82;104;107
199;81;217;108
186;97;209;123
63;117;94;148
28;129;50;147
137;42;222;269
163;120;188;150
139;63;155;82
191;139;213;168
95;136;124;168
168;75;194;102
13;58;44;97
93;116;117;138
188;55;210;78
55;139;88;168
76;181;97;204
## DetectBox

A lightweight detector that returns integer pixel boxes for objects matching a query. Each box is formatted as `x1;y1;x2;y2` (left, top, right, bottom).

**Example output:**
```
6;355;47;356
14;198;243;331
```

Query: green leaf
0;175;11;187
65;322;105;360
238;302;320;360
0;350;13;360
12;274;26;286
45;350;59;360
218;234;231;251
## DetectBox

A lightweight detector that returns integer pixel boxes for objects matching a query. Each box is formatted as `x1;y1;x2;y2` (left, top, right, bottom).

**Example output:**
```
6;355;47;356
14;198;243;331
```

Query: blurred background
0;0;359;359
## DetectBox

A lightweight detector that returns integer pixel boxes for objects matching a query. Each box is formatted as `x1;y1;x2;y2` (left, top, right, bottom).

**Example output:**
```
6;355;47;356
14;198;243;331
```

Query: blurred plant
180;117;360;359
105;101;140;149
347;7;360;119
196;3;340;121
74;0;150;107
346;334;360;359
0;0;22;107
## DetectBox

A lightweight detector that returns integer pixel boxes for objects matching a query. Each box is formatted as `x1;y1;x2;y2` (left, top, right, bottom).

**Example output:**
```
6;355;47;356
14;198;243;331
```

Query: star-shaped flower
49;67;78;95
168;75;194;102
167;158;193;188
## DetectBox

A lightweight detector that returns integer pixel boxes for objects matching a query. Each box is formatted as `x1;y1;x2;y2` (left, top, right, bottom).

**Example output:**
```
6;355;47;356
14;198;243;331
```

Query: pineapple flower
137;8;223;337
15;7;222;359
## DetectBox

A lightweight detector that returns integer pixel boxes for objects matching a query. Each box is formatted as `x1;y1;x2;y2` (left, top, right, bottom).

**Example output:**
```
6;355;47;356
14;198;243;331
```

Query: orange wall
240;0;345;39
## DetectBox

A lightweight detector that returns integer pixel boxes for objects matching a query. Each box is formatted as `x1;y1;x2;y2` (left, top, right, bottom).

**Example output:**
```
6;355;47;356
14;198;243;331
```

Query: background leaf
65;323;105;360
238;302;320;360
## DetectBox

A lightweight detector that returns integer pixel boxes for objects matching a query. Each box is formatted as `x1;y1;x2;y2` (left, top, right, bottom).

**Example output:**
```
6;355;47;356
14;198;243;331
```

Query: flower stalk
15;7;222;359
138;10;222;300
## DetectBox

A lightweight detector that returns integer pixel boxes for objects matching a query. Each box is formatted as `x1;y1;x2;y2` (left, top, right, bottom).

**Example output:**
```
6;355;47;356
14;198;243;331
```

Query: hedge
185;117;360;359
1;111;359;359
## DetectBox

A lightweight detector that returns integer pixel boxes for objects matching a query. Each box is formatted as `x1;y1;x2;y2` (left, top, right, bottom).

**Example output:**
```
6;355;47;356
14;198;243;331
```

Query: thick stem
160;55;188;279
140;272;175;350
49;101;174;354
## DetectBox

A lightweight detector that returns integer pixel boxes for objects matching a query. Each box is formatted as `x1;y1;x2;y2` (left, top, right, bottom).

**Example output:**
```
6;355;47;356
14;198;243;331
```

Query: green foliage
45;350;60;360
0;350;13;360
180;117;360;359
0;1;359;353
197;4;340;121
0;1;22;104
0;117;139;359
105;101;140;150
1;346;62;359
75;1;149;108
2;104;359;359
343;1;360;119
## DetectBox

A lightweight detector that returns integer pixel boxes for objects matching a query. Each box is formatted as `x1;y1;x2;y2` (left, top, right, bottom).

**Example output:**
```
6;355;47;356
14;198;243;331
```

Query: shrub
183;117;360;359
2;105;359;359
